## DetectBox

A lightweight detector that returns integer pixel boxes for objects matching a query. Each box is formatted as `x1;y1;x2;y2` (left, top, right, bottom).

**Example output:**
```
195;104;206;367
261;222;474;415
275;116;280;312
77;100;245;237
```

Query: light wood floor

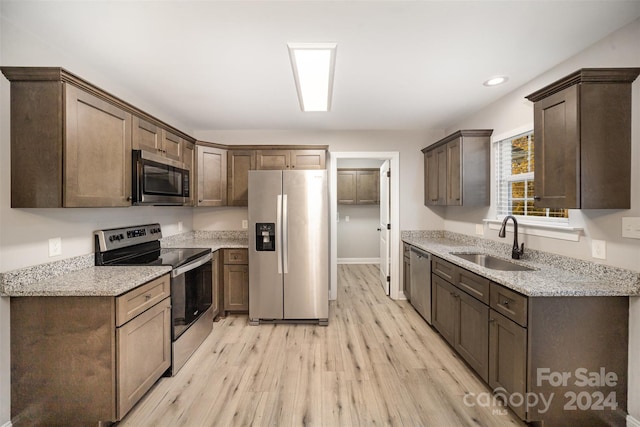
119;264;525;426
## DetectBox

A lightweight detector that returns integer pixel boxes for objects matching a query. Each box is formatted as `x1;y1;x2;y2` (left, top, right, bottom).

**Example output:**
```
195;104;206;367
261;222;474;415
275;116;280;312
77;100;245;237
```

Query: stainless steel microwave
132;150;190;205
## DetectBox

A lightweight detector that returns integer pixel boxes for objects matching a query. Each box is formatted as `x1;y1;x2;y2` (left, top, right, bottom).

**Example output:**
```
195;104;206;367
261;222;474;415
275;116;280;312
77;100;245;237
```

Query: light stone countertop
402;231;640;297
0;231;249;297
2;266;172;297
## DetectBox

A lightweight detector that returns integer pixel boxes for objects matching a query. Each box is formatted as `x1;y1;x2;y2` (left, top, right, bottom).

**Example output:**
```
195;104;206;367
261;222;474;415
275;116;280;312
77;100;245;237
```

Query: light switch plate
475;224;484;236
591;239;606;260
622;217;640;239
242;220;248;229
178;221;183;232
48;237;62;257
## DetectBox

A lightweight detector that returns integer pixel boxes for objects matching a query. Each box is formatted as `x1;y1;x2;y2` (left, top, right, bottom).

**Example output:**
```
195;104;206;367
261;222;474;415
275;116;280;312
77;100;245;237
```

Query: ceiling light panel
288;42;337;112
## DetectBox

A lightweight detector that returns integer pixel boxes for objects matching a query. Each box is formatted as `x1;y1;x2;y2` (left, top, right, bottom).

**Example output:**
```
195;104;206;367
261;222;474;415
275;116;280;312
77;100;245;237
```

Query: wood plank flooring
119;264;525;426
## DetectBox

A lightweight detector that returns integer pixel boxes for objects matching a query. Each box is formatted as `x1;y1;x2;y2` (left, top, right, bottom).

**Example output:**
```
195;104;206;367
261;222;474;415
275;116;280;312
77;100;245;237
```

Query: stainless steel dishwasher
409;247;432;324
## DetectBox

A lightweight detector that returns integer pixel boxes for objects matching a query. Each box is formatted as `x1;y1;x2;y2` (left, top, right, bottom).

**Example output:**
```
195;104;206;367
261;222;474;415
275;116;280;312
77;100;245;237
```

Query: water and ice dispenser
255;223;275;251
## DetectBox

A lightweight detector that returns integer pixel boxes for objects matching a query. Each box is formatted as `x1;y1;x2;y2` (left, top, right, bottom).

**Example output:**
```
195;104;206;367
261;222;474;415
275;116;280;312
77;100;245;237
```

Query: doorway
329;152;400;301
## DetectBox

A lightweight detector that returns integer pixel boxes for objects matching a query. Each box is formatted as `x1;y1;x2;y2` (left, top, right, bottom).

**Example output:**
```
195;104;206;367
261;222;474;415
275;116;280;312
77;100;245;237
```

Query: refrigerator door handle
282;193;288;274
276;194;283;275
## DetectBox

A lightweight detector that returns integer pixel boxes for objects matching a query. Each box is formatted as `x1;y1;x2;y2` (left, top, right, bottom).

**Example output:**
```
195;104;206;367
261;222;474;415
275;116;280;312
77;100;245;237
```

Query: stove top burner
94;223;211;268
113;247;211;268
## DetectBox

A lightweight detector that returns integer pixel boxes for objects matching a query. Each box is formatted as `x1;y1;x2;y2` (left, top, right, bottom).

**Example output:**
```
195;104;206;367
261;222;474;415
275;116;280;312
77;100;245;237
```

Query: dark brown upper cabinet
196;144;227;207
525;68;640;209
256;149;326;170
132;116;183;162
422;130;493;207
337;168;379;205
1;67;196;208
227;150;256;206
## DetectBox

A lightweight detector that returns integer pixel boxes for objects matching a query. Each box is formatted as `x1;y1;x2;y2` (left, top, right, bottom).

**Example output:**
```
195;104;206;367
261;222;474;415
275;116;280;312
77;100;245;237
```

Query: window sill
483;219;583;242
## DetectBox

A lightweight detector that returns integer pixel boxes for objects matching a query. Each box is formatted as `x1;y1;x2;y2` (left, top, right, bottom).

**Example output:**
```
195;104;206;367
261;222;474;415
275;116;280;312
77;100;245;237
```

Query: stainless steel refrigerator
248;170;329;325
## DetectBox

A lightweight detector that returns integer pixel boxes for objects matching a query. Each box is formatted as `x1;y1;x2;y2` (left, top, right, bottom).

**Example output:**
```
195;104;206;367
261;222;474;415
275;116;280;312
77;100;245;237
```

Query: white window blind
495;131;568;222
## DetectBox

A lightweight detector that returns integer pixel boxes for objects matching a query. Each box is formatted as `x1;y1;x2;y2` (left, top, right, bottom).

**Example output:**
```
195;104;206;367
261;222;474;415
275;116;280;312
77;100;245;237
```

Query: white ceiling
2;1;640;132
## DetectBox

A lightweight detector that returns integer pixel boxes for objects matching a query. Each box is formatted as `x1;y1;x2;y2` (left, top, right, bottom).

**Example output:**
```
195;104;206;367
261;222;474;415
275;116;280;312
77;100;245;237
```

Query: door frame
328;151;400;301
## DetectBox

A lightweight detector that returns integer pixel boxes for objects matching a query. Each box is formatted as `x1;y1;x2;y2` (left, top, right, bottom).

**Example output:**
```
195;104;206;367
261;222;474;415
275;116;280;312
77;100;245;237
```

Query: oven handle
171;252;213;278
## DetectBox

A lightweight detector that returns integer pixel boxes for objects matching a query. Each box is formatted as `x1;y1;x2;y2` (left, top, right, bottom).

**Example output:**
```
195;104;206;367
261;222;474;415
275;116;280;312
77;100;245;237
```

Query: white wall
442;19;640;421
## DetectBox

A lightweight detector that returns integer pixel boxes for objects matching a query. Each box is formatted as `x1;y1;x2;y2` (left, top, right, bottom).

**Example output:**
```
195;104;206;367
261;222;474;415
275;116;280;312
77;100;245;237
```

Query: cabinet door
211;251;221;319
403;255;411;300
132;116;162;154
290;150;326;170
256;150;290;170
162;130;183;162
117;297;171;419
455;290;489;382
227;150;255;206
489;309;527;420
224;264;249;312
337;170;357;204
424;149;440;206
356;170;379;204
435;145;447;205
183;142;195;206
64;84;132;207
446;139;462;205
431;274;456;347
197;145;227;206
533;84;579;209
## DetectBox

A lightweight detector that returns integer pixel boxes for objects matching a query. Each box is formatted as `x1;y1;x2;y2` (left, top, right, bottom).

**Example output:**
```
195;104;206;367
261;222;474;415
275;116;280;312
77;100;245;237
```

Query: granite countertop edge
402;231;640;297
1;231;249;297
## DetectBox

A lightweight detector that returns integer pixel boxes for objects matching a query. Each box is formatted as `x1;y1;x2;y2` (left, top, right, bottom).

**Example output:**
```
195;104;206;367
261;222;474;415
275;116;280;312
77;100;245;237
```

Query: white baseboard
628;414;640;427
337;258;380;265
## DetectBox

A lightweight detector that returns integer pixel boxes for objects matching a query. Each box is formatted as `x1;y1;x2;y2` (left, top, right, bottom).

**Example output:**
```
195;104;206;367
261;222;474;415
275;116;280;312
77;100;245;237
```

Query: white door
379;160;391;295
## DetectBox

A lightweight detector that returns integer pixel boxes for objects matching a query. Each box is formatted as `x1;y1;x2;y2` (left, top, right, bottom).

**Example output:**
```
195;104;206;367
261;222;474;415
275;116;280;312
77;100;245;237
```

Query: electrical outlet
345;216;350;222
591;239;607;260
48;237;62;257
622;217;640;239
475;224;484;236
178;221;183;232
242;220;248;229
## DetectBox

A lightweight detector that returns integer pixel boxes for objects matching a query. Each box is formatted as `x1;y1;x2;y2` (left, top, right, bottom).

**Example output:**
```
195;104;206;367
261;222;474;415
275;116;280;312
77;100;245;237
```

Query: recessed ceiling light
287;42;337;112
483;76;509;87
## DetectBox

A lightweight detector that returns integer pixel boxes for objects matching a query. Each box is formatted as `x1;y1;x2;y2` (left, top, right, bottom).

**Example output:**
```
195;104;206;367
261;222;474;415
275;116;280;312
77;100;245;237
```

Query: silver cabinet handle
282;194;288;274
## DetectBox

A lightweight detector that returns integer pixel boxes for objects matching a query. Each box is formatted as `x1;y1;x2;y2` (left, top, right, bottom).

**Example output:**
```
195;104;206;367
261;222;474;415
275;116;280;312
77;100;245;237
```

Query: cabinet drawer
224;248;248;264
490;282;527;327
457;269;490;304
432;256;458;283
116;274;170;327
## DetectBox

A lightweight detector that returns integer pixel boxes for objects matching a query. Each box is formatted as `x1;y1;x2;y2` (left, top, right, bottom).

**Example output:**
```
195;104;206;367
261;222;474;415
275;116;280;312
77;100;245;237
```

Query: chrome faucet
499;215;525;259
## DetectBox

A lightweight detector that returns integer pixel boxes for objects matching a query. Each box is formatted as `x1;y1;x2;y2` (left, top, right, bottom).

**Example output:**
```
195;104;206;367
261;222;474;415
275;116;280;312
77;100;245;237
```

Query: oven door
171;252;213;340
133;150;190;205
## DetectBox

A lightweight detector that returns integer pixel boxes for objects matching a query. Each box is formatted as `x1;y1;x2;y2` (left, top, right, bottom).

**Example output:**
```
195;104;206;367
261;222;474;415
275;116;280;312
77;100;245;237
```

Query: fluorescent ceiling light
483;75;509;87
288;42;337;112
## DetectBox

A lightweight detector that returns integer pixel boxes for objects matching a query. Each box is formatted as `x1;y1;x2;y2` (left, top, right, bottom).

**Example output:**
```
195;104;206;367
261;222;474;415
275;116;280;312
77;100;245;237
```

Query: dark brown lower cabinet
223;249;249;313
431;274;457;346
489;309;527;420
403;243;411;300
430;256;630;427
432;274;488;381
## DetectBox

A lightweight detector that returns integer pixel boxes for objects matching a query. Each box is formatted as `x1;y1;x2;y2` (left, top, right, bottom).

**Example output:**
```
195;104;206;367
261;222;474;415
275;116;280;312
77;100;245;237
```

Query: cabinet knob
503;300;510;305
489;318;495;323
199;199;203;203
126;196;132;202
533;196;541;201
145;294;152;301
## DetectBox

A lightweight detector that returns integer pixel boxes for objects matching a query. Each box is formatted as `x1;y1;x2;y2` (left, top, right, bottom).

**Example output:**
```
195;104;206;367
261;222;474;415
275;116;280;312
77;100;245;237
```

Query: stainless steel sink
451;253;535;271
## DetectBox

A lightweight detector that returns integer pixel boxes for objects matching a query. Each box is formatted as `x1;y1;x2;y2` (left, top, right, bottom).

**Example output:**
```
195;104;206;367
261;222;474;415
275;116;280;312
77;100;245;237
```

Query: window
495;131;568;221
